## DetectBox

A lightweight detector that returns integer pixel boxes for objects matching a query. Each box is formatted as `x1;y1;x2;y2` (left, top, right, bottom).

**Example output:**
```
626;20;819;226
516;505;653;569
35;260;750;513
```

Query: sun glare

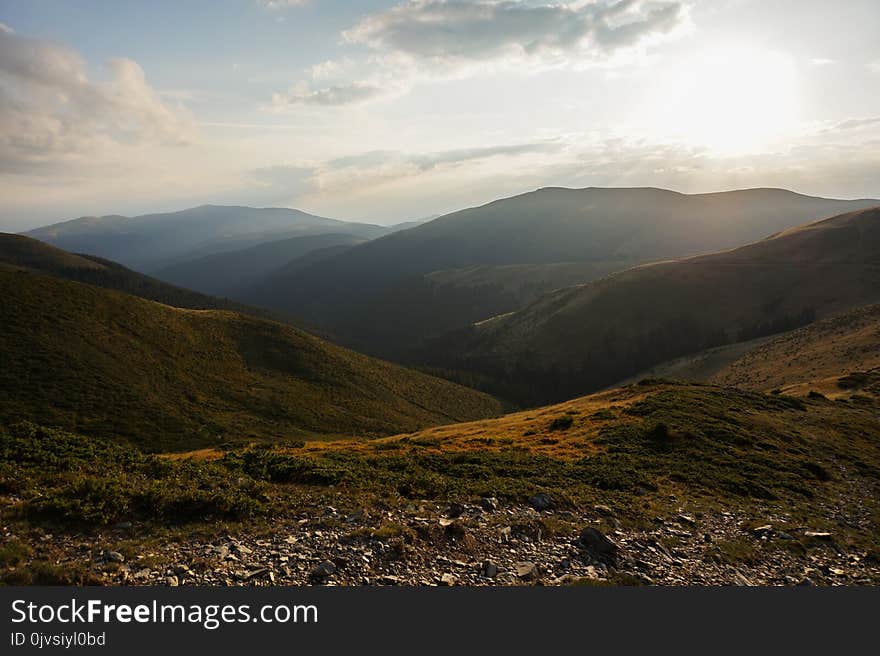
648;47;800;155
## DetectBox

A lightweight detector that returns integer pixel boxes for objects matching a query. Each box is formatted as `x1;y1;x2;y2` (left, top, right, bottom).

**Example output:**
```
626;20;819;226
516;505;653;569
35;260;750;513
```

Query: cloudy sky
1;0;879;230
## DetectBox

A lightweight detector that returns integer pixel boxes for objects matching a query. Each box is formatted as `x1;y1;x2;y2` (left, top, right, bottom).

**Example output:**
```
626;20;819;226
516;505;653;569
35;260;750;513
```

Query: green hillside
0;233;288;322
0;266;502;451
440;206;880;405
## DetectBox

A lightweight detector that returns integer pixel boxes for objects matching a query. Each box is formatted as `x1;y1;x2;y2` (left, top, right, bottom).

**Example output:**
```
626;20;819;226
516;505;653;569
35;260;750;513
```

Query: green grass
1;423;267;526
2;382;878;568
0;267;501;452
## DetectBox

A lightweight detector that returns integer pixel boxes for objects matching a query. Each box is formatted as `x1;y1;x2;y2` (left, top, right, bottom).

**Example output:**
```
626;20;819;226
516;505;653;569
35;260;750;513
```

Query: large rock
102;550;125;563
514;562;539;581
309;560;336;582
439;573;457;586
576;527;620;565
528;493;554;511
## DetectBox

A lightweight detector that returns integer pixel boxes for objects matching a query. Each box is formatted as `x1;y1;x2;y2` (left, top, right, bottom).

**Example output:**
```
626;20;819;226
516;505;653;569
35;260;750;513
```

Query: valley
2;187;879;587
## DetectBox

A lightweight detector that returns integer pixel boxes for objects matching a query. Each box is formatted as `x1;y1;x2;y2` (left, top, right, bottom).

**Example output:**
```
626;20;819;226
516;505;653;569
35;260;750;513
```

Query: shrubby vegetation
5;384;875;531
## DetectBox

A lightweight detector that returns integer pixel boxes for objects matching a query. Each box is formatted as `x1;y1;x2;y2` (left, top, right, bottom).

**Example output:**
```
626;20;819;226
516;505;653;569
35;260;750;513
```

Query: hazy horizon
12;183;880;234
2;0;880;231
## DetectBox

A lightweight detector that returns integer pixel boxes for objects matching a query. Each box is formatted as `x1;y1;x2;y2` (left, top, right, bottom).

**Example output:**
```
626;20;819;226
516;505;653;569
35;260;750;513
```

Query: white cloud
343;0;686;69
0;27;194;174
270;81;386;108
252;141;563;197
831;117;880;132
256;0;307;9
271;0;688;110
870;59;880;73
810;57;833;66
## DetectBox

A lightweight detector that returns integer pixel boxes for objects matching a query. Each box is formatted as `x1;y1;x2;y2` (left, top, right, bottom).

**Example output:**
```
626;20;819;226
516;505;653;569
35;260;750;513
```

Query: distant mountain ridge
25;205;391;271
239;187;880;359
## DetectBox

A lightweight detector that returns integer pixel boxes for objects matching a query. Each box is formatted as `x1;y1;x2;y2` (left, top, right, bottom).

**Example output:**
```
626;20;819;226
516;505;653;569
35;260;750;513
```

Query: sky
1;0;879;230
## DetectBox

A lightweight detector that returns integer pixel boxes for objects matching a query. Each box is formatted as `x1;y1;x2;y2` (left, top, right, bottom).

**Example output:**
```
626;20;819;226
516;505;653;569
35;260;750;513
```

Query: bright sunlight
648;46;800;156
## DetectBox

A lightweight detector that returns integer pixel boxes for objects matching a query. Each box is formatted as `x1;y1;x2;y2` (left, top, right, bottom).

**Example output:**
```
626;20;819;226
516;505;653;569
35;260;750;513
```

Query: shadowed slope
445;207;880;404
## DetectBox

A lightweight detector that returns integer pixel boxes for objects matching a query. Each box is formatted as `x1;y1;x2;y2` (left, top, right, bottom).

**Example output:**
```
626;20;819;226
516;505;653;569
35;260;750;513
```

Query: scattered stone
677;514;696;526
12;501;874;587
528;493;554;511
514;562;539;581
734;570;753;587
309;561;336;581
593;504;614;516
576;527;619;565
444;522;468;541
439;573;456;586
445;503;465;518
113;521;133;531
102;550;125;563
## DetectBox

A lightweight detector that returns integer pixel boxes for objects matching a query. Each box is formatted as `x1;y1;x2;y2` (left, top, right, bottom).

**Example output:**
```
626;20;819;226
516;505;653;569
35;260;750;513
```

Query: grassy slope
0;266;501;451
453;207;880;405
0;233;288;322
7;382;877;561
709;304;880;396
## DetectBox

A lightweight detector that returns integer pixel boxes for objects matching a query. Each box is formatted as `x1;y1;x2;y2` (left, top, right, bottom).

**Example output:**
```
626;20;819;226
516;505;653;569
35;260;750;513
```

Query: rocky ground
5;494;878;586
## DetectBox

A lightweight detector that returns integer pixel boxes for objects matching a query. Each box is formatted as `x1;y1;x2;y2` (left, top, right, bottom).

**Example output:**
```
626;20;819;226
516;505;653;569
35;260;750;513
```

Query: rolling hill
0;266;502;451
709;304;880;397
436;206;880;405
616;304;880;399
150;232;367;297
25;205;390;271
0;233;289;321
239;187;879;359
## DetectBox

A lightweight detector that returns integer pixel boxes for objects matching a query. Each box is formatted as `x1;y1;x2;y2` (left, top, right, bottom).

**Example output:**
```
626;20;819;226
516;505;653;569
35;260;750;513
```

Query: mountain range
25;205;400;271
5;184;880;588
233;187;879;359
10;187;880;414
